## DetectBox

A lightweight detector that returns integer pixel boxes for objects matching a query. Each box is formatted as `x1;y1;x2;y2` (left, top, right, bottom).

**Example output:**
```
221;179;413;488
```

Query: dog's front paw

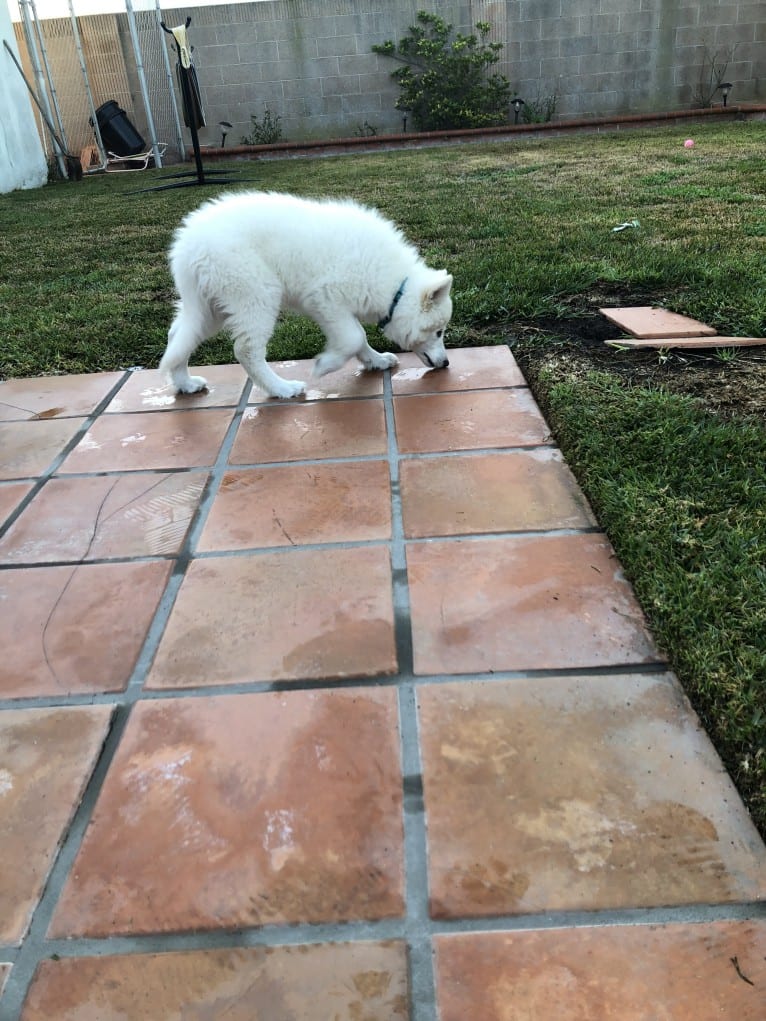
269;378;306;399
375;352;399;371
176;374;208;394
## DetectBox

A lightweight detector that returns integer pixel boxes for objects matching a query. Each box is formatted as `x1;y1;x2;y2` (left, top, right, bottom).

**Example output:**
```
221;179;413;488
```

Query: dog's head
383;270;453;369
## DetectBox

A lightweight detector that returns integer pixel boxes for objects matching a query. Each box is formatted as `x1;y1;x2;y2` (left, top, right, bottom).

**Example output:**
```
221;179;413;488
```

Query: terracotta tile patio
0;346;764;1020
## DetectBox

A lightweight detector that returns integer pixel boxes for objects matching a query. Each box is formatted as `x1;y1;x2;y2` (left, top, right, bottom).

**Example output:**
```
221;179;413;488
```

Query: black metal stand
136;18;241;193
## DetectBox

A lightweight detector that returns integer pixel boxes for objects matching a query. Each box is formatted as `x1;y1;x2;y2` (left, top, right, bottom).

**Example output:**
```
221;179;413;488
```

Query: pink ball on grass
684;138;695;148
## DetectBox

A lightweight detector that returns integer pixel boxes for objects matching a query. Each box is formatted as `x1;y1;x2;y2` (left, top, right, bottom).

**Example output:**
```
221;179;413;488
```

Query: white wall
0;1;47;192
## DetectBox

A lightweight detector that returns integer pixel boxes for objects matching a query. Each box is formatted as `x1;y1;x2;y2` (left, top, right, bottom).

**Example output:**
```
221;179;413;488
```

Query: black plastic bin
94;100;146;156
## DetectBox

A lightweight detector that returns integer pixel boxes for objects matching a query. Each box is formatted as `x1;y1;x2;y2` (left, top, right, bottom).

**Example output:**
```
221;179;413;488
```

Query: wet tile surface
0;481;34;527
58;409;234;473
419;675;766;917
147;547;397;687
0;418;84;480
407;533;659;674
0;706;112;944
232;399;387;463
106;364;248;413
22;941;408;1021
0;561;171;697
199;461;391;550
2;349;764;1021
49;689;404;936
400;448;596;537
435;920;766;1020
0;372;123;421
248;358;386;402
394;388;550;453
0;472;207;562
391;345;526;394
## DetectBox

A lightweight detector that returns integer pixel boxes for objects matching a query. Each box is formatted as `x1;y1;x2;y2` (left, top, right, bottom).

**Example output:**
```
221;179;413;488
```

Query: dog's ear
421;272;453;310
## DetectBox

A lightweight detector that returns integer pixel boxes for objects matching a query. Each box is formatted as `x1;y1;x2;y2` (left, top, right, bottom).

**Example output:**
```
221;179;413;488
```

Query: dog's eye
436;329;444;338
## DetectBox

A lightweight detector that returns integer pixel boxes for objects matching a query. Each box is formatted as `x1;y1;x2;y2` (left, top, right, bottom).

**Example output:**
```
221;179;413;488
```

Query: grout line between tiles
383;370;439;1021
0;662;675;712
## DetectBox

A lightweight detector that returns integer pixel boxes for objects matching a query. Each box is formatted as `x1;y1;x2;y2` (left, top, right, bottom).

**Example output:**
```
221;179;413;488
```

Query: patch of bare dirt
501;291;766;421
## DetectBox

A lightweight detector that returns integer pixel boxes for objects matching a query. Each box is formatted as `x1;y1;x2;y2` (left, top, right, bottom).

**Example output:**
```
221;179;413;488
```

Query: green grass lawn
1;121;764;833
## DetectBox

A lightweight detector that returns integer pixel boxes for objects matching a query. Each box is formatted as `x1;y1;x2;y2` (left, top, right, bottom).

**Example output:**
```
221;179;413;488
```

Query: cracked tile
0;372;122;421
49;689;404;936
0;472;207;563
0;561;171;697
198;461;391;550
0;706;112;944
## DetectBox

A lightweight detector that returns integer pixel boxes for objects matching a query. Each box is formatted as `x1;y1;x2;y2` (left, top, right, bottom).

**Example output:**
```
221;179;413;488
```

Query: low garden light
717;82;733;107
218;120;232;146
511;96;525;124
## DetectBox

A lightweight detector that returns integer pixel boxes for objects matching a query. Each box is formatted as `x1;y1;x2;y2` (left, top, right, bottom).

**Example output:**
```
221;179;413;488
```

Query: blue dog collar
378;277;408;330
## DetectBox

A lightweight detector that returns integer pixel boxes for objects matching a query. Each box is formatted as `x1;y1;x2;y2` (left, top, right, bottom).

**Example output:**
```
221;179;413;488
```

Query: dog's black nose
443;357;449;368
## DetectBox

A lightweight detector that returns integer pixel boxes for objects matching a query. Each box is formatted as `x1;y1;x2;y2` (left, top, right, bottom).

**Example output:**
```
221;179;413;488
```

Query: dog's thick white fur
160;191;453;398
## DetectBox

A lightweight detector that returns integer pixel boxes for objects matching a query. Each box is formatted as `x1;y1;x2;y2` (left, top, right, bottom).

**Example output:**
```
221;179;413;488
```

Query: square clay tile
407;533;659;674
599;306;717;338
400;448;596;538
49;688;404;936
147;546;396;688
57;409;233;473
198;461;391;551
393;389;550;454
0;705;112;944
248;358;385;403
230;400;387;464
0;419;85;480
419;676;766;919
106;364;248;413
0;561;171;697
0;372;123;421
0;481;34;528
391;345;525;394
0;472;207;563
22;941;408;1020
434;921;766;1021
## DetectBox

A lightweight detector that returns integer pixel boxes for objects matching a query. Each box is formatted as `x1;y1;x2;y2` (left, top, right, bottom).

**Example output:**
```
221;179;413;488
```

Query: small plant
241;108;283;145
354;121;379;137
521;87;559;124
692;42;737;108
373;10;511;131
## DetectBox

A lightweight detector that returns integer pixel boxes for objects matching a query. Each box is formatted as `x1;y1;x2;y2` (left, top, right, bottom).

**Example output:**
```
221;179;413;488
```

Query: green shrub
241;108;283;145
373;10;511;131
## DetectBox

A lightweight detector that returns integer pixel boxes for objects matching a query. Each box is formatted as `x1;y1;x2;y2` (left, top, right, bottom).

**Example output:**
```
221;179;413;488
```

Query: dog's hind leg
161;298;222;394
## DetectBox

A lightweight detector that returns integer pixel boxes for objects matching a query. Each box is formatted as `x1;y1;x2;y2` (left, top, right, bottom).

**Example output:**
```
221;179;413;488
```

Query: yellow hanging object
170;23;192;69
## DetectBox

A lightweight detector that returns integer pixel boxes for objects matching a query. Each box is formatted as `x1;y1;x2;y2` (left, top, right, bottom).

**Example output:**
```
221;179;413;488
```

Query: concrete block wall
157;0;764;146
15;1;766;162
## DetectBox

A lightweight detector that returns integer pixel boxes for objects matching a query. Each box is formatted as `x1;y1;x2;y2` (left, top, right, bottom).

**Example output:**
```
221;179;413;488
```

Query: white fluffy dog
160;191;453;398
